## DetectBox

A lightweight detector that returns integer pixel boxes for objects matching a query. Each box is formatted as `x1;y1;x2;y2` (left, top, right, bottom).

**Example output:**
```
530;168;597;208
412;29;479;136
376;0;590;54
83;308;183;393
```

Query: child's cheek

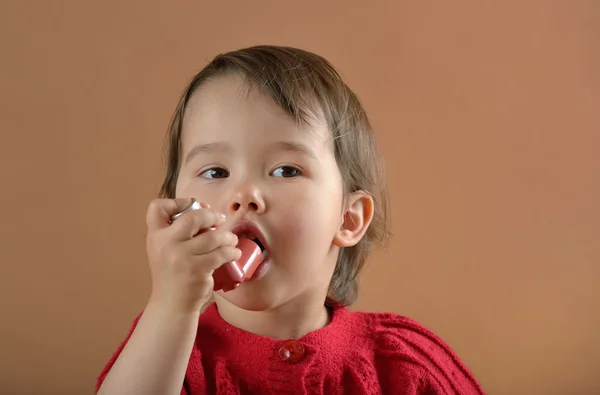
278;203;305;239
276;201;325;250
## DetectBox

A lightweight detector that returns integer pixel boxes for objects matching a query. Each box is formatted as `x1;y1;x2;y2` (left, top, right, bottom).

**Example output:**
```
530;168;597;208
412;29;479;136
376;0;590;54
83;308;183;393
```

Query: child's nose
229;189;265;214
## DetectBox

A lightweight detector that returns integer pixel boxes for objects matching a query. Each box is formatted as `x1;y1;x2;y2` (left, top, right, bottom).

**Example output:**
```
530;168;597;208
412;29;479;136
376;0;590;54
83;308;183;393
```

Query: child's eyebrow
267;141;318;160
184;141;232;165
183;140;318;164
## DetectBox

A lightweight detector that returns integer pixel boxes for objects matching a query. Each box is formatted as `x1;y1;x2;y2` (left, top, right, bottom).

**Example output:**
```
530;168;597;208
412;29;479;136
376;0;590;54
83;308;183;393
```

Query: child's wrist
146;293;205;319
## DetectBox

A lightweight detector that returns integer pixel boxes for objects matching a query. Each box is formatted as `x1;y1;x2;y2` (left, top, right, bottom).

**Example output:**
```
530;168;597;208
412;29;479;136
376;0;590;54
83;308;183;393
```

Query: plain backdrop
1;1;598;394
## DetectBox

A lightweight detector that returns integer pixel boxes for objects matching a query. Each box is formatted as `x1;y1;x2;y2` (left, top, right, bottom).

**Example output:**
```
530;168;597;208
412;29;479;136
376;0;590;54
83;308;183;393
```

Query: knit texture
97;302;484;394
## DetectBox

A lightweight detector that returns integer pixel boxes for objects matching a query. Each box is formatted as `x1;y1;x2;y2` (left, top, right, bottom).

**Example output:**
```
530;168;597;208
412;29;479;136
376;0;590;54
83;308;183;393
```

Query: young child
96;45;484;395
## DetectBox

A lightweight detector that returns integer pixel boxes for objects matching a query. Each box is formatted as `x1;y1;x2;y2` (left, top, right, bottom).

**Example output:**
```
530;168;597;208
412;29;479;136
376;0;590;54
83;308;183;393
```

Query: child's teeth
262;249;268;258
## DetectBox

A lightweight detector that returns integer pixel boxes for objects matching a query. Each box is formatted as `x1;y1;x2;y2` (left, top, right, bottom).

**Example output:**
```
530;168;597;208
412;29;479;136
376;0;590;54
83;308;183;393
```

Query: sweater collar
197;300;350;346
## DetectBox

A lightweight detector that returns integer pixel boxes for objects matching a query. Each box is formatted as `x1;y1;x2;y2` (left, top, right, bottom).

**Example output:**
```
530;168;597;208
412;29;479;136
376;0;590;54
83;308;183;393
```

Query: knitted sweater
97;302;484;394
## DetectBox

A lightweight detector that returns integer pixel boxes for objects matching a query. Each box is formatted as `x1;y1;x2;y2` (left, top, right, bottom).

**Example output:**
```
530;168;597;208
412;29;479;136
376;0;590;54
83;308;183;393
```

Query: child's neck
213;293;332;340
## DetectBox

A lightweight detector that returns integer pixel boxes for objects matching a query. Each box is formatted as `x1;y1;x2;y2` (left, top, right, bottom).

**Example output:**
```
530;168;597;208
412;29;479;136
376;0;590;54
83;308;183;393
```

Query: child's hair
159;45;390;306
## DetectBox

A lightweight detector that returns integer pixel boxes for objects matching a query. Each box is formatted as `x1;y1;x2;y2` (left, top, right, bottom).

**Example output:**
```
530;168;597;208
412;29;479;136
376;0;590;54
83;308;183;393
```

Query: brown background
1;1;598;394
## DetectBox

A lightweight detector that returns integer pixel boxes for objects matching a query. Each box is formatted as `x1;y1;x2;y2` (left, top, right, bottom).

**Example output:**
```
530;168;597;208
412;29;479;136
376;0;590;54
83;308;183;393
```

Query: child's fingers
146;198;197;230
168;208;226;241
191;245;242;273
182;229;238;256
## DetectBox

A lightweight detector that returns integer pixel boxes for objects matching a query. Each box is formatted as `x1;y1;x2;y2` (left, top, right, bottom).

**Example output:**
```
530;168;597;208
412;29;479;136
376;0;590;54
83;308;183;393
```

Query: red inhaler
170;198;263;292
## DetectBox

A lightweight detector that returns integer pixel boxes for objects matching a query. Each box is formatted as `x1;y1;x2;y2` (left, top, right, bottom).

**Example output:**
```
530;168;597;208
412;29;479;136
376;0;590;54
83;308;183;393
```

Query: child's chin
218;284;284;312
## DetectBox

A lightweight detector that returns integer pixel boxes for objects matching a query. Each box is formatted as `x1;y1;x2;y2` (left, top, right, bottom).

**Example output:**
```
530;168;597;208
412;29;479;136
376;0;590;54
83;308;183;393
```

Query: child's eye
200;167;229;179
271;166;302;178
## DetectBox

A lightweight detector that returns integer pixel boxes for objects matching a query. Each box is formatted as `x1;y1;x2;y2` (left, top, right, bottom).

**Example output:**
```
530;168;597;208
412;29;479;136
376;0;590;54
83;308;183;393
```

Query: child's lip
231;221;269;253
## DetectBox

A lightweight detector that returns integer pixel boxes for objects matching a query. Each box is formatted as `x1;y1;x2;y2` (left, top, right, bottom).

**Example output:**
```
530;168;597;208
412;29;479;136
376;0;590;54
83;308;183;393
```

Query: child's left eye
271;166;302;178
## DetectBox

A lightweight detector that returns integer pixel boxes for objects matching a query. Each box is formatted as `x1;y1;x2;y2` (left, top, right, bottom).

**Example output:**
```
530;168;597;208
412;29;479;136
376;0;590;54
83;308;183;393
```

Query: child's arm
97;198;241;394
373;313;485;394
96;299;199;395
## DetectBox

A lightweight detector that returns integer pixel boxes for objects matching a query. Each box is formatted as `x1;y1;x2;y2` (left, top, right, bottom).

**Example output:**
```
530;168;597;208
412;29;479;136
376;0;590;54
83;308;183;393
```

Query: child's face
176;74;345;310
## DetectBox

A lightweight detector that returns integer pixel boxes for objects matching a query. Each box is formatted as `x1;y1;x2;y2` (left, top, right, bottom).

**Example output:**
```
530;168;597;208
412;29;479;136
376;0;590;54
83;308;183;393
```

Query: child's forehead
181;75;331;146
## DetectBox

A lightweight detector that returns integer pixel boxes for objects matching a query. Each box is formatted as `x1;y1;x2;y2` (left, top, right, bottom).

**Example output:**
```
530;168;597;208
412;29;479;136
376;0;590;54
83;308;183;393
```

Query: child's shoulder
351;308;451;347
343;308;484;394
348;308;454;355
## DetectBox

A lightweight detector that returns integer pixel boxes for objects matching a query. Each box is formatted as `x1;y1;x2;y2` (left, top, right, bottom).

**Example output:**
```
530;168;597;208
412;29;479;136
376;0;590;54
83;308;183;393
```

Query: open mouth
233;225;269;261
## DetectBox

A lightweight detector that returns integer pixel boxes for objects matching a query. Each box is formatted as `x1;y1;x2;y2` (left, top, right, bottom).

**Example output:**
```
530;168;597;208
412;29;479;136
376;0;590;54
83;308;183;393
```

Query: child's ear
333;191;374;248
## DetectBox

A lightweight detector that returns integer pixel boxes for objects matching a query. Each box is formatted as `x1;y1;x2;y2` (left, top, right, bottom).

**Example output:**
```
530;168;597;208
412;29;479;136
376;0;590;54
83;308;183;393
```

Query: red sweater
97;302;484;394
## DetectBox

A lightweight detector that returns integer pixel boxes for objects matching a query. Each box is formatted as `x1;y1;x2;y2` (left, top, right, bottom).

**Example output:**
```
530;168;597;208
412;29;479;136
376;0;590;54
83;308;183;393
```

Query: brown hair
159;45;390;306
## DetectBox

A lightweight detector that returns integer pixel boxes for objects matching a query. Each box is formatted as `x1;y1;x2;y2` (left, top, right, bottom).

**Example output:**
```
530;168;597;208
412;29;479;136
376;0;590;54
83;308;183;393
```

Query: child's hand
144;198;241;313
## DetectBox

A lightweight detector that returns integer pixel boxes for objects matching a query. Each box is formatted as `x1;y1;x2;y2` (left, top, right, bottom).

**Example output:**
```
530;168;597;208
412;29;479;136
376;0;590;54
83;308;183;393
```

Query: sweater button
278;339;305;363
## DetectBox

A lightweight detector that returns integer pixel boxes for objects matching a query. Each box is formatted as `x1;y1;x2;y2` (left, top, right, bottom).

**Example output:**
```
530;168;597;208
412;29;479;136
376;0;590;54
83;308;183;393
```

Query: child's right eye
200;167;229;179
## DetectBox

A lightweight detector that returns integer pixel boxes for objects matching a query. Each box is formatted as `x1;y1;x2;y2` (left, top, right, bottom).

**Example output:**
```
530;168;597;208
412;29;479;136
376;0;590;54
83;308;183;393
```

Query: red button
278;339;305;363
